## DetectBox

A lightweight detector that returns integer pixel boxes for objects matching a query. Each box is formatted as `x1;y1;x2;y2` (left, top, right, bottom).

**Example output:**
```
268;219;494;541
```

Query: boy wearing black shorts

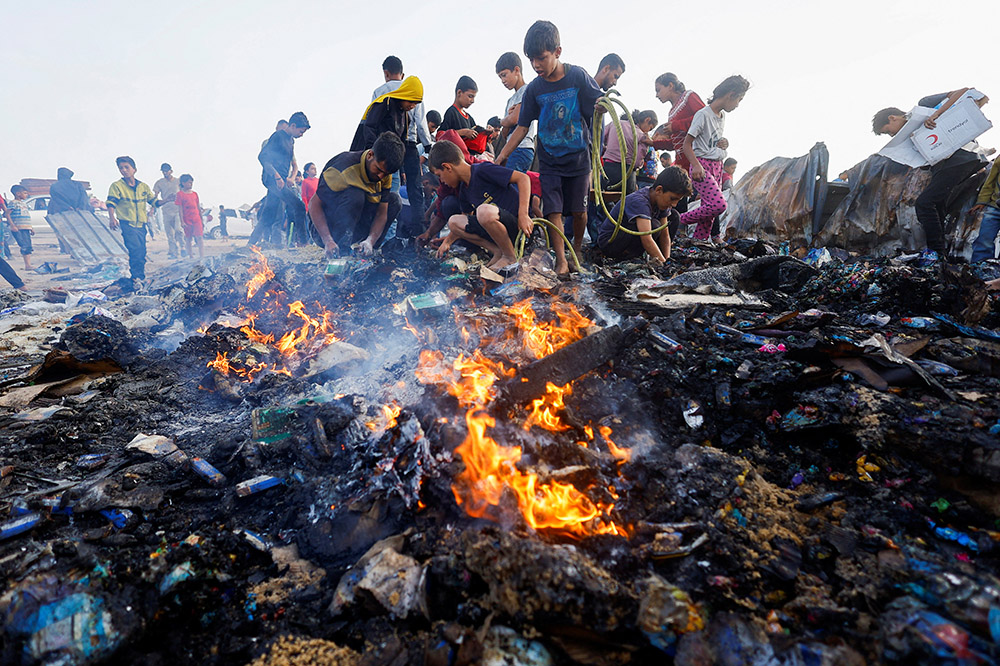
495;20;604;275
428;140;533;272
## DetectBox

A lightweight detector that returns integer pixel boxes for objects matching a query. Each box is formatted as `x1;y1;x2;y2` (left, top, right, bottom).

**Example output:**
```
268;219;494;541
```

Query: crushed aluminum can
251;407;295;444
649;330;682;353
683;400;704;429
238;529;273;552
75;453;111;470
235;475;284;497
323;258;351;278
190;457;226;487
1;512;43;541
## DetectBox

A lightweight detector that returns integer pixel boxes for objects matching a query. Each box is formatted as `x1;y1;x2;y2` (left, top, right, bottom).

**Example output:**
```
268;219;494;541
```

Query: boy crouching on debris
595;165;692;264
428;140;533;273
308;132;406;258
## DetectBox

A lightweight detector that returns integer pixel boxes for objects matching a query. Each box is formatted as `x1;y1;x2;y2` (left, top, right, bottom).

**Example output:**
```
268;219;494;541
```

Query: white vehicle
24;195;52;230
205;206;256;239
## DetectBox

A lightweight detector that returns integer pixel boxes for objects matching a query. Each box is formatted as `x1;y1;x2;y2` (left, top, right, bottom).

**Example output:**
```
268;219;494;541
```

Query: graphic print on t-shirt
538;88;584;157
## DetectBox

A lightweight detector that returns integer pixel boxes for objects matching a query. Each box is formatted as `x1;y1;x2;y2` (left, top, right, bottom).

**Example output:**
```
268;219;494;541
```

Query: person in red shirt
650;73;705;220
175;174;204;259
301;162;319;207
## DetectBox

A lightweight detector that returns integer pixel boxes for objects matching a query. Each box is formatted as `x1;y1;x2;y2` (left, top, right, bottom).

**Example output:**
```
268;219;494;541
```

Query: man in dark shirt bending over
309;132;406;258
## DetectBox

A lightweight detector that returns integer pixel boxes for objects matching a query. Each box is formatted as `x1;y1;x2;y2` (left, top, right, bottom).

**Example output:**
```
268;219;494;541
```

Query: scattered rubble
3;238;1000;665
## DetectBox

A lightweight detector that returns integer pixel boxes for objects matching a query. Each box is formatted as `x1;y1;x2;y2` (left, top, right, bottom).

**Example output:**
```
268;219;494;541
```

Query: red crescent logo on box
927;134;939;145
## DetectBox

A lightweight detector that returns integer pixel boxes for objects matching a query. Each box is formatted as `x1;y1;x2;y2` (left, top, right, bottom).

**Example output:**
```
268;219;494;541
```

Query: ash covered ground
4;240;1000;665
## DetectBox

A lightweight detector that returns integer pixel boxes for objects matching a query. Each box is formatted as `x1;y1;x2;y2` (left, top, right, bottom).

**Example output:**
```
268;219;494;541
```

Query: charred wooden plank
496;318;648;406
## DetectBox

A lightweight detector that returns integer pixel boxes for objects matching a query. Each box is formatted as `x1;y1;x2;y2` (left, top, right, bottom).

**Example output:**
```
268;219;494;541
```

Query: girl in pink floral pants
680;75;750;240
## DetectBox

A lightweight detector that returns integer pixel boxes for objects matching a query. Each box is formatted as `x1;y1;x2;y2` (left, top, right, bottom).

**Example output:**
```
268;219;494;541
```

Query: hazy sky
2;0;995;209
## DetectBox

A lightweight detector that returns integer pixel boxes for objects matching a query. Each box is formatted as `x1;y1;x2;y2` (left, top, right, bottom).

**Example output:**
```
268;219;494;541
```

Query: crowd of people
1;19;996;291
249;20;752;277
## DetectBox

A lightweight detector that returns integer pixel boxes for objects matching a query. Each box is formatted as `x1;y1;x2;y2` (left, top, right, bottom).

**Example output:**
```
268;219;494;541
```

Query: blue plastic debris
927;519;979;551
100;509;135;530
900;317;939;330
239;529;273;552
191;457;226;487
915;360;960;377
159;561;195;595
933;313;1000;342
1;512;43;540
6;590;122;662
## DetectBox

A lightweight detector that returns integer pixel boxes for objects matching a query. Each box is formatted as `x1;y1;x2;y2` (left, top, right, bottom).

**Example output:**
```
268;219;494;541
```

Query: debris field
4;238;1000;665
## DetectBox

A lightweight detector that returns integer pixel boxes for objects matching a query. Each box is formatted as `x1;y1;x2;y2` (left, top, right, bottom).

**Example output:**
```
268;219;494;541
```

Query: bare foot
494;254;518;269
554;258;570;275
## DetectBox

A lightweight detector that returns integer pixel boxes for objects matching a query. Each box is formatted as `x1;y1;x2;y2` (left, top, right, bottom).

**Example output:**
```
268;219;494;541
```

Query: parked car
205;207;256;239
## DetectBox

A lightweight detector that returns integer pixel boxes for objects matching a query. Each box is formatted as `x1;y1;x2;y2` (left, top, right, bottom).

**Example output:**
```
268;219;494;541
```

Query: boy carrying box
496;20;604;275
428;140;533;273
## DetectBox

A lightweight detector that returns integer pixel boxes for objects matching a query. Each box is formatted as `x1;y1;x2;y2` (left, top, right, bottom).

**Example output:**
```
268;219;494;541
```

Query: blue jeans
120;223;147;280
250;182;306;247
972;206;1000;263
507;147;534;173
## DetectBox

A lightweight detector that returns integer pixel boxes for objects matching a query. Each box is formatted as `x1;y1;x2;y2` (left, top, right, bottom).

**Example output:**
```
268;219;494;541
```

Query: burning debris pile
4;240;1000;664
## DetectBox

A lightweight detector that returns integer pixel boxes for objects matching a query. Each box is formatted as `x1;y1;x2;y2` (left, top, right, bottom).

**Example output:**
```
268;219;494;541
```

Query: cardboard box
911;96;992;165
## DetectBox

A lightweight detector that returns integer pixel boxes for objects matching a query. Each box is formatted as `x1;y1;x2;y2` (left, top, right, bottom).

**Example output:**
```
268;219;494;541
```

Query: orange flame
523;382;572;432
246;247;275;300
416;301;626;537
367;402;402;432
599;425;632;464
416;349;514;408
206;351;268;382
454;411;624;537
504;299;593;359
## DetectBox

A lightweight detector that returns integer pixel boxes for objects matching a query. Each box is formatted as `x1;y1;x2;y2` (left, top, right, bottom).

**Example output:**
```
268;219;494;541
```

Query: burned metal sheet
45;209;128;265
726;141;829;248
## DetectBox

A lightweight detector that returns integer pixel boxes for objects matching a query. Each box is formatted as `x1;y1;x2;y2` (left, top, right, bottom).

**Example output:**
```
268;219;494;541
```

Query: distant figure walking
154;163;185;258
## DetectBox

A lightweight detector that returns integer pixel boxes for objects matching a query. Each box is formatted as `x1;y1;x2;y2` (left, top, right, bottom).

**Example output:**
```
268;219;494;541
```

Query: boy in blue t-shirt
596;166;692;264
428;140;533;272
496;20;603;275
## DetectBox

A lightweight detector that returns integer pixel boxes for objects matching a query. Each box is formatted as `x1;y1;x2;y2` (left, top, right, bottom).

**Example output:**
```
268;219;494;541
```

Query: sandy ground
6;224;250;295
